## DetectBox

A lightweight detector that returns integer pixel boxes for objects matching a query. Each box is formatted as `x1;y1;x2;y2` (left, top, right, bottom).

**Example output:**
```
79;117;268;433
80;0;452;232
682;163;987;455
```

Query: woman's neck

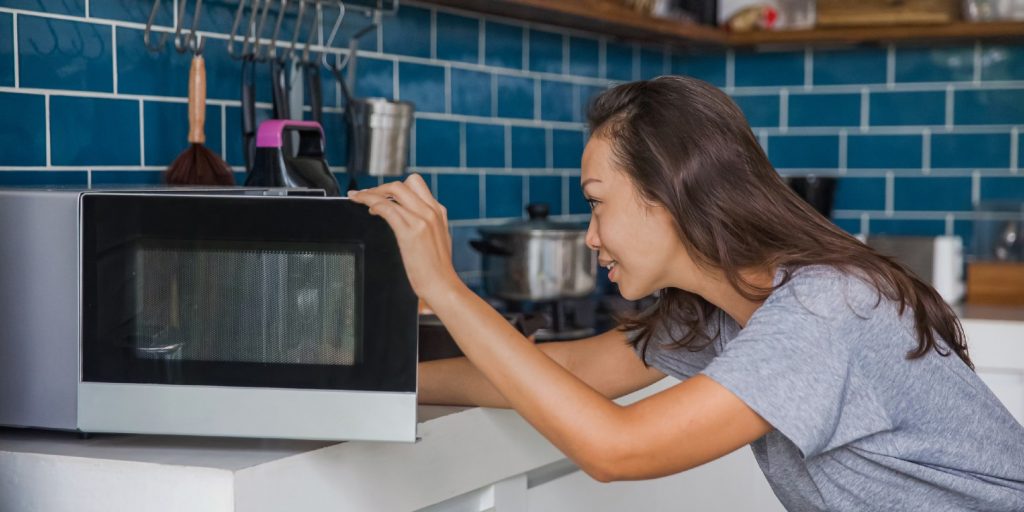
696;266;776;328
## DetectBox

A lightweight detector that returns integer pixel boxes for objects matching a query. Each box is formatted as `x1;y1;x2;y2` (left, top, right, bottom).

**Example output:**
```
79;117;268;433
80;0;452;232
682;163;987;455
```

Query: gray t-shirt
638;265;1024;511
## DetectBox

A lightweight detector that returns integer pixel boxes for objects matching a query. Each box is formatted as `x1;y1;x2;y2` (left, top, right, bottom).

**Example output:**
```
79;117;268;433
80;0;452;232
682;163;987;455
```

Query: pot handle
470;239;512;256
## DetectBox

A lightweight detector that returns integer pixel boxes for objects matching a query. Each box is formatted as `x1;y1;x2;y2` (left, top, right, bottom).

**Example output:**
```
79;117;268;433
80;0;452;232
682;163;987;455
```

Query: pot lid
477;203;587;236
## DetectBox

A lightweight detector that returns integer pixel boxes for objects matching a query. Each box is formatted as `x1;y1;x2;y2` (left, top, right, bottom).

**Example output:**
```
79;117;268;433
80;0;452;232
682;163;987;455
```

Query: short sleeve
700;284;889;459
630;310;721;381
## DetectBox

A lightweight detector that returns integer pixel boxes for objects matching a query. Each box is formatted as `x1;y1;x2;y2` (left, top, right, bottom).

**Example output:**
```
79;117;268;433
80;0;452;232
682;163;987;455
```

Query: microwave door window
131;241;363;368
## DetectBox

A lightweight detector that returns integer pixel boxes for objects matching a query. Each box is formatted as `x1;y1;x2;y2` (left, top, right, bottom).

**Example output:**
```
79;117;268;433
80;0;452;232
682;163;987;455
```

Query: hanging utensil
164;34;235;186
322;1;413;189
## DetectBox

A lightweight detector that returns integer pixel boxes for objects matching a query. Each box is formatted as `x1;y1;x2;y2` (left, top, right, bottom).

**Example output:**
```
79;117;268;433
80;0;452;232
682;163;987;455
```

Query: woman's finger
401;175;452;258
404;174;441;213
348;188;414;231
361;181;436;222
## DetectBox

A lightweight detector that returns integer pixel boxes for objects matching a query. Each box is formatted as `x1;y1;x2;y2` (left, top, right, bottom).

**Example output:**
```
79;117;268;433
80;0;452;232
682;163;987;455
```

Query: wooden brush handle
188;54;206;144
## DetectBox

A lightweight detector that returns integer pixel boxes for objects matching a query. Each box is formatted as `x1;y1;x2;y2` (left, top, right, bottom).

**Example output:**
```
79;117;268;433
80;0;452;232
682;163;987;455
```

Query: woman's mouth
606;261;618;280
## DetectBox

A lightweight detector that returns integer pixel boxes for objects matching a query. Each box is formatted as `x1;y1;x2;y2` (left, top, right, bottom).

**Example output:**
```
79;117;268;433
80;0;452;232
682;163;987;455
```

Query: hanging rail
143;0;397;64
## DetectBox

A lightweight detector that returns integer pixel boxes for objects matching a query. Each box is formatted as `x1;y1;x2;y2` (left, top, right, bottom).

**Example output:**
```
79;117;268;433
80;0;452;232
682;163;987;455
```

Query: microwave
0;188;418;441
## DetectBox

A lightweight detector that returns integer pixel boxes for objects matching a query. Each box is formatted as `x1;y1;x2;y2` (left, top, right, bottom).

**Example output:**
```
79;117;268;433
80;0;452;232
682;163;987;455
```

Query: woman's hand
346;174;461;304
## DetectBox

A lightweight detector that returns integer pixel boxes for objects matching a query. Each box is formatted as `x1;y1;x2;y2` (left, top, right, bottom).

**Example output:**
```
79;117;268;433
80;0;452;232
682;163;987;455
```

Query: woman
348;76;1024;510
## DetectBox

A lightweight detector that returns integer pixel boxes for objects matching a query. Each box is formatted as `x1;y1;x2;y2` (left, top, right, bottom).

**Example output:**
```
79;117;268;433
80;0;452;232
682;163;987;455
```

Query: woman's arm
348;176;773;483
419;328;667;407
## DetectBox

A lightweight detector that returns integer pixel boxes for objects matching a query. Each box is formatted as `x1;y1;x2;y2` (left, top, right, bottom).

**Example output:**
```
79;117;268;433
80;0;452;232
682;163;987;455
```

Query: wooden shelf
728;21;1024;46
423;0;727;46
422;0;1024;49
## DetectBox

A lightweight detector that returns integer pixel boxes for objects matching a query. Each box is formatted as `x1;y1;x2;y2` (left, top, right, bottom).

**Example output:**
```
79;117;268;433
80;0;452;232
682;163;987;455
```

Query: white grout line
459;122;466;167
886;44;895;90
444;64;451;114
545;127;553;169
12;13;18;88
884;171;894;215
725;50;735;92
479;19;486;66
479;171;486;217
111;27;118;94
533;78;540;120
220;104;227;160
490;74;498;116
945;85;954;130
922;128;931;174
945;213;954;236
1011;127;1019;174
410;119;417;167
972;169;981;207
860;213;869;235
44;94;50;166
475;18;483;66
138;99;145;165
803;48;812;90
973;41;982;84
376;10;383;54
522;170;529;210
860;88;869;132
430;9;437;60
522;26;529;71
571;83;580;123
504;123;511;169
839;129;847;174
85;0;89;18
759;129;769;155
87;168;91;188
392;60;399;99
779;89;788;132
562;34;570;76
561;174;569;215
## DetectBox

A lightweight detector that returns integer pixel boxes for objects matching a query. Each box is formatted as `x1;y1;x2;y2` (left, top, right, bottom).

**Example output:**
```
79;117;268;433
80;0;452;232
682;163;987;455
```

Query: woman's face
580;136;699;300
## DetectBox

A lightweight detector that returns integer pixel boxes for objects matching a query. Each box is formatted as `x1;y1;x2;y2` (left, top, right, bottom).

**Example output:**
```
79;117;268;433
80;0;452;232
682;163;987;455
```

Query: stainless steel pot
347;98;413;177
471;203;596;301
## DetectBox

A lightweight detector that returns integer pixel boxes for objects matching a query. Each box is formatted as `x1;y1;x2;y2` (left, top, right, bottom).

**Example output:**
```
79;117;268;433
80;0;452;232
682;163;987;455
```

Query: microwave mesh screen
133;241;362;366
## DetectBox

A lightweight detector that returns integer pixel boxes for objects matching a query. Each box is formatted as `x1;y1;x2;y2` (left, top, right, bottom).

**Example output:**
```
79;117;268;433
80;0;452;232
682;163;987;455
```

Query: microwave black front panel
81;194;417;392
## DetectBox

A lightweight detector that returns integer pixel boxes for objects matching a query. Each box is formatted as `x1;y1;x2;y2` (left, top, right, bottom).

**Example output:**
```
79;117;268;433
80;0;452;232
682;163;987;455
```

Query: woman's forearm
418;356;511;408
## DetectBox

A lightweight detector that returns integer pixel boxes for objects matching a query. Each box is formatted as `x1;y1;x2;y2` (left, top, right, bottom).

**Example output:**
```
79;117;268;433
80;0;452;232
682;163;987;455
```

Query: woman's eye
585;198;600;209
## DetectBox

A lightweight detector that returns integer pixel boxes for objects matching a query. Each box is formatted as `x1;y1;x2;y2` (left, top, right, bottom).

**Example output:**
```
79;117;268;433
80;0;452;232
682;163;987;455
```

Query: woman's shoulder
768;264;889;321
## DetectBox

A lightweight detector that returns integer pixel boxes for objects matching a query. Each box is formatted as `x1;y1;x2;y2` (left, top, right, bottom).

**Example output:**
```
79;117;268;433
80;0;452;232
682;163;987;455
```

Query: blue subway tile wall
1;1;1023;284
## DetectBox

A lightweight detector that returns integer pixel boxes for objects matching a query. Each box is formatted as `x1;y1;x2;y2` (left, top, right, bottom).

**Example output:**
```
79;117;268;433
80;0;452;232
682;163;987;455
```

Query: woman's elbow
579;460;620;483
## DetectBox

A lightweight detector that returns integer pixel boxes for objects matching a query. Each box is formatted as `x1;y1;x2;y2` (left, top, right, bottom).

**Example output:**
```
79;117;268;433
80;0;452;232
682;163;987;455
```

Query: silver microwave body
0;189;418;441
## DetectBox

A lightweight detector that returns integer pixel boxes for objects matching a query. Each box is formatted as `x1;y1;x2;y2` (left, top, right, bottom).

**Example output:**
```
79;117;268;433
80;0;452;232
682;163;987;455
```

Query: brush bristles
164;144;236;186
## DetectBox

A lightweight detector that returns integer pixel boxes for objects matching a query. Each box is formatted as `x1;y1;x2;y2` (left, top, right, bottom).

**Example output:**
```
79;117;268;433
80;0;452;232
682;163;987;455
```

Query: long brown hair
588;76;972;370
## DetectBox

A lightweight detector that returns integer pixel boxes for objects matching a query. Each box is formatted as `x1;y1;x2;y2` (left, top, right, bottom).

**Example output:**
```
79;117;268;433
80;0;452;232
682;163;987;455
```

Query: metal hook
187;0;206;54
240;0;263;60
285;0;308;62
227;0;250;59
173;0;189;53
299;1;322;65
320;0;345;69
143;0;169;52
264;0;289;62
251;0;274;61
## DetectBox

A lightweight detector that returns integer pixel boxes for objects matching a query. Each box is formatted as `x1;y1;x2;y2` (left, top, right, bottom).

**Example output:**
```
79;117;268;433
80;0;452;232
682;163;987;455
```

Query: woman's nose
585;220;600;251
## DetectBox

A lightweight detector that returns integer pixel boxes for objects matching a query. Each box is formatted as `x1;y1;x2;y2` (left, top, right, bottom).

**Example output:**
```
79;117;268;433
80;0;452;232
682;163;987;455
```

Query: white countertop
1;309;1021;512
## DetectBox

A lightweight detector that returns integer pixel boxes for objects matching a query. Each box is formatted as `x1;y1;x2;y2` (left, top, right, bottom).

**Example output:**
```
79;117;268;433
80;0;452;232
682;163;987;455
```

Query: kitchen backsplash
0;1;1022;285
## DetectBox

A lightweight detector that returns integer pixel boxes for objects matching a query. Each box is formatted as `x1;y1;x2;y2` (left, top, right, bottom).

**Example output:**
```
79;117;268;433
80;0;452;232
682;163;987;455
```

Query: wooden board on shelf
419;0;1024;48
727;21;1024;46
817;0;960;27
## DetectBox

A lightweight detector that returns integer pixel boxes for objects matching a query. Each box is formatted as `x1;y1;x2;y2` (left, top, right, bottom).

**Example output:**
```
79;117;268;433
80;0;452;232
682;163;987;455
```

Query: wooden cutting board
967;262;1024;305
